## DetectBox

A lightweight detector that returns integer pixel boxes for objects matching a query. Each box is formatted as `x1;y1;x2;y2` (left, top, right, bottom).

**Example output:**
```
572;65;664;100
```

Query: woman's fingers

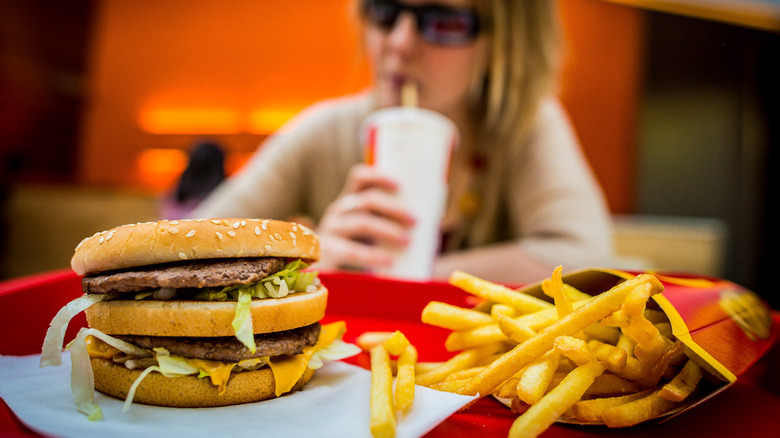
342;164;398;195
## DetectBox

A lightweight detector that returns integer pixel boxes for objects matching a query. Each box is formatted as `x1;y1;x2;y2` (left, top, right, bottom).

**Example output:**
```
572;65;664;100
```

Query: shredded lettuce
153;348;199;376
198;259;318;301
68;328;103;421
41;294;108;368
307;339;361;370
231;289;256;353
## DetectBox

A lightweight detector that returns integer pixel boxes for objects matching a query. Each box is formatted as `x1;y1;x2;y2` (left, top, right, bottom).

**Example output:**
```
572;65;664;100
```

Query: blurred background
1;0;778;307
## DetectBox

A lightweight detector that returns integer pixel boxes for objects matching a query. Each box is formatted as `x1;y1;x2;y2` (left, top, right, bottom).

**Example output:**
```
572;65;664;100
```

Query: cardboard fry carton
512;268;777;423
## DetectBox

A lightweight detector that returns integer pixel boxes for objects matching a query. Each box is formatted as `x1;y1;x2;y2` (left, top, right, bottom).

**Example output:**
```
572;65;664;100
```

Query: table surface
1;269;779;437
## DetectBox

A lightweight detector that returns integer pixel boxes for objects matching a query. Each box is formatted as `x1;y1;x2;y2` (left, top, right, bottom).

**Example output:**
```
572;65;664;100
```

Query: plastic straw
402;81;418;108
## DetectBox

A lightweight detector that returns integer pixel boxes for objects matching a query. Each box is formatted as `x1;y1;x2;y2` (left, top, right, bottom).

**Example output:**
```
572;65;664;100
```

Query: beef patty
82;257;286;294
116;322;321;362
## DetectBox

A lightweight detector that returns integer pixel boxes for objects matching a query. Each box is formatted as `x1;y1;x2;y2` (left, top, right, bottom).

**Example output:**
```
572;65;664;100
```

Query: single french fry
588;339;628;374
542;265;573;318
422;301;494;330
416;343;502;387
616;333;636;357
491;303;517;319
395;345;417;412
445;366;486;382
445;324;507;351
495;377;522;399
357;331;394;352
600;389;679;428
517;350;560;405
636;341;685;388
384;331;410;356
495;312;536;344
508;361;607;438
430;379;469;392
546;371;640;399
450;270;553;314
619;284;668;363
370;345;395;438
570;389;655;423
584;373;640;397
415;361;443;375
554;336;596;366
457;274;664;397
658;359;703;402
562;283;593;302
582;323;621;345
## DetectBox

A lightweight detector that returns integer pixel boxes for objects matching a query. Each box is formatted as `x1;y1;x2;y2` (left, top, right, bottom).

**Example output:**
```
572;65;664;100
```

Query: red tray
2;270;780;437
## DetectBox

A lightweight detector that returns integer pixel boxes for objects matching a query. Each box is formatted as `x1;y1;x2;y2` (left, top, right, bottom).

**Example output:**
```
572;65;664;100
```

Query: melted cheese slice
268;321;346;396
86;321;346;397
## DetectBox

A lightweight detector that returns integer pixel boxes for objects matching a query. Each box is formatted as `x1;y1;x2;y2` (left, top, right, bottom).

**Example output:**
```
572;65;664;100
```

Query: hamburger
41;218;357;419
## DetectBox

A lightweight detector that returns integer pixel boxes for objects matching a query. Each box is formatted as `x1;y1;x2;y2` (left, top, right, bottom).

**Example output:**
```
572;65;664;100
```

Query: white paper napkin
0;354;477;438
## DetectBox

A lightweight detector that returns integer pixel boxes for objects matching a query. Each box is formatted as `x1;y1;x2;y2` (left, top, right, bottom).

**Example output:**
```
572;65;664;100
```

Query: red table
1;270;779;437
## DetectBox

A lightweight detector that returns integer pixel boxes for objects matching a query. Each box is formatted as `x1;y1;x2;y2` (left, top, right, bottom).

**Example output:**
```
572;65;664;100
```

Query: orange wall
558;0;646;213
79;0;643;212
79;0;369;191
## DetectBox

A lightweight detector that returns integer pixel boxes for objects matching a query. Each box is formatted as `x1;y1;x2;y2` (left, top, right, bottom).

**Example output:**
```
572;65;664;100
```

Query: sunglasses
362;0;482;46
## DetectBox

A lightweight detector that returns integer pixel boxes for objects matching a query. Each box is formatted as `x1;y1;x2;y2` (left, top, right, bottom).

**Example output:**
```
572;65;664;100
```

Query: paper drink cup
363;107;458;280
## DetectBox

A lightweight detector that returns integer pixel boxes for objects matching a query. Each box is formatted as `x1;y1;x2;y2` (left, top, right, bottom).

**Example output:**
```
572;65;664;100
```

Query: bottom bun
91;358;314;408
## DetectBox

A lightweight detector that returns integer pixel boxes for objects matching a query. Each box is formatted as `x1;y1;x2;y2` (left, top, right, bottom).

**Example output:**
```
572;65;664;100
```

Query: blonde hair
474;0;561;143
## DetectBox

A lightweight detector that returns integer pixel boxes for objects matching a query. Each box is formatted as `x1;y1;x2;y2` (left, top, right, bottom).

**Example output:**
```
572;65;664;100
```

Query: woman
192;0;613;283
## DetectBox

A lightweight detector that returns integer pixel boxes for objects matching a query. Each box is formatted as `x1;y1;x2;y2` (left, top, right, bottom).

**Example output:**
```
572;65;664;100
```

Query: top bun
71;218;320;275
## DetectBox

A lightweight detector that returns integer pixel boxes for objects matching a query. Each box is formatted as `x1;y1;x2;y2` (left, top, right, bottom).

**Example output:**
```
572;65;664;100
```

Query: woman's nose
385;13;419;54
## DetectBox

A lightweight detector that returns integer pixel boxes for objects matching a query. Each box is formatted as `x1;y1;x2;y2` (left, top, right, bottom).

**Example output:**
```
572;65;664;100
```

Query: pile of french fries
362;267;715;438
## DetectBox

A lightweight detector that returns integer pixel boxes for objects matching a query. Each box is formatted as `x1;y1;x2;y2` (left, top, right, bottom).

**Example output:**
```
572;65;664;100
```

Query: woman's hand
312;164;416;272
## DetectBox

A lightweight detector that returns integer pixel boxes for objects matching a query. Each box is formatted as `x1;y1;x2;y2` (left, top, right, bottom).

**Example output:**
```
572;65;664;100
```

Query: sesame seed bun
85;285;328;337
71;218;320;276
90;357;315;407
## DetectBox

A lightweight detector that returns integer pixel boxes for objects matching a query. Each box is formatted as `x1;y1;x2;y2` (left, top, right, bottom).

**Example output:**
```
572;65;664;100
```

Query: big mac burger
40;218;358;419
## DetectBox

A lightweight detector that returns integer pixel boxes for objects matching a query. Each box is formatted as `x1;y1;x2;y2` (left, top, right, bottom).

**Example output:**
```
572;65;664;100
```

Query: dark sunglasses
361;0;482;46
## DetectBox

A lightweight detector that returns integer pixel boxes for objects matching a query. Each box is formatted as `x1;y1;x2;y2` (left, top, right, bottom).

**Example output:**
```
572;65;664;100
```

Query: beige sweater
193;93;613;274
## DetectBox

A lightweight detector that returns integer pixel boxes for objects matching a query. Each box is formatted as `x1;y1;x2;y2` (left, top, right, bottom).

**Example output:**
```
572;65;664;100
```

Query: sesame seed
264;245;273;251
255;226;261;236
178;252;187;260
292;225;298;232
274;233;282;240
98;236;105;244
232;221;241;229
241;220;247;227
227;230;236;237
216;232;224;240
211;219;221;225
106;231;114;241
168;228;179;235
186;230;196;238
289;232;296;239
169;220;180;225
261;222;268;231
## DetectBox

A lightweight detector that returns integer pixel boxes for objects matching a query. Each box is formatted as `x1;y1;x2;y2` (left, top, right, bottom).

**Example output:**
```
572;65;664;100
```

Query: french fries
411;268;721;438
368;330;421;438
369;344;395;438
509;361;607;438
